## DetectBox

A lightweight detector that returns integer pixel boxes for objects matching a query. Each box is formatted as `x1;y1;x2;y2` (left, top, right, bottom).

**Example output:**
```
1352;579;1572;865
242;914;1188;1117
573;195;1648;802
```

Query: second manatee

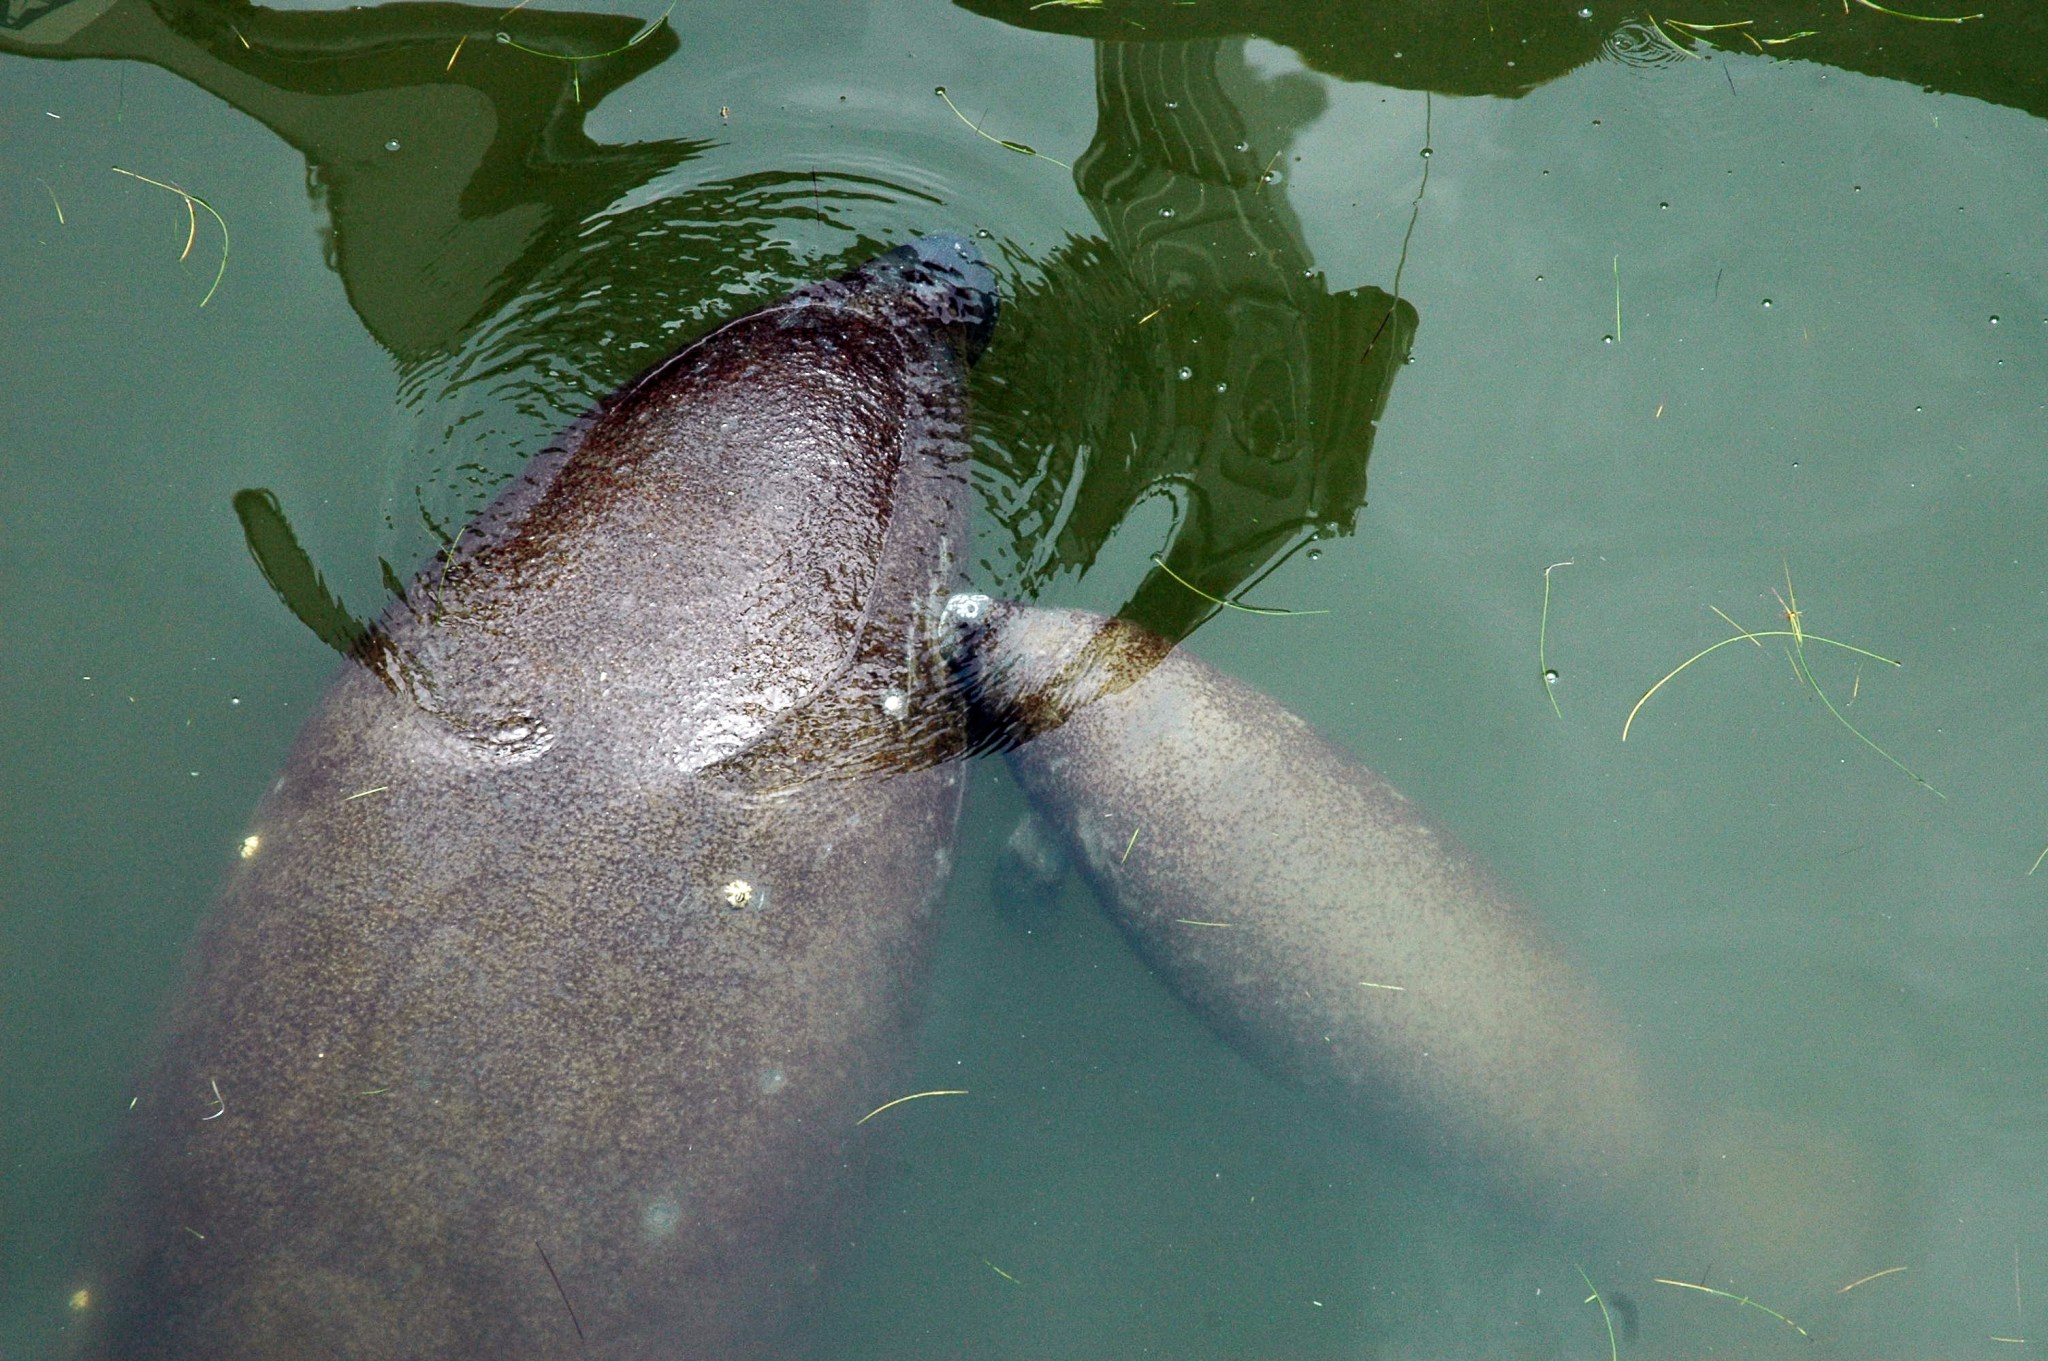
949;600;1661;1215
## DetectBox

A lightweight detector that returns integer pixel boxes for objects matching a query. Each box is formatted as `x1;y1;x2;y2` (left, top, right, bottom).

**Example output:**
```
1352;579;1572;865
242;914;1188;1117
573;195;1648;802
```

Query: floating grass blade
1623;565;1940;797
1622;629;1897;740
1148;554;1329;618
1852;0;1981;20
855;1089;968;1126
111;167;228;306
494;0;675;101
1613;254;1622;342
1539;560;1573;718
1642;14;1706;58
1770;564;1943;798
935;86;1071;169
1577;1266;1619;1361
1662;16;1754;31
1654;1277;1808;1338
1837;1265;1909;1294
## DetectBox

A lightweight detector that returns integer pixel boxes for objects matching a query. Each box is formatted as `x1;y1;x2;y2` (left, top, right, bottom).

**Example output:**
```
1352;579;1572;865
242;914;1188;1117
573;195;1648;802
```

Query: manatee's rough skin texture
88;238;998;1361
955;603;1659;1213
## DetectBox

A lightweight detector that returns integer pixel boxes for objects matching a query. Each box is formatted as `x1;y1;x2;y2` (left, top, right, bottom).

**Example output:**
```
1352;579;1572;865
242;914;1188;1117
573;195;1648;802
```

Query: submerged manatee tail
947;600;1662;1218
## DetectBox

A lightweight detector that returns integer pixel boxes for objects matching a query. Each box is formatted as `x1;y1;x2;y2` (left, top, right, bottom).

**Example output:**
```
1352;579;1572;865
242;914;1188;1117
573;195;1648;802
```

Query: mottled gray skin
87;238;998;1361
951;602;1660;1215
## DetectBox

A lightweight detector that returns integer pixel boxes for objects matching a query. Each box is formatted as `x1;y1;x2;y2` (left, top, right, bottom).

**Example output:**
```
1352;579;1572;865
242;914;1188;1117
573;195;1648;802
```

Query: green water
3;0;2045;1355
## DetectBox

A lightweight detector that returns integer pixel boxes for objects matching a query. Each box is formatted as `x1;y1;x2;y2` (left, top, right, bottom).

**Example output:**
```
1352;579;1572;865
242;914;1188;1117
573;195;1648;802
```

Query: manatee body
952;602;1660;1214
88;238;998;1360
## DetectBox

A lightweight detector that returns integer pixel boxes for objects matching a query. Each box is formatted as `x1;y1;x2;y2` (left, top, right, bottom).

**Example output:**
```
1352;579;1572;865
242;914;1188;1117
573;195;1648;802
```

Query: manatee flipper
950;601;1660;1215
87;237;998;1361
992;809;1072;928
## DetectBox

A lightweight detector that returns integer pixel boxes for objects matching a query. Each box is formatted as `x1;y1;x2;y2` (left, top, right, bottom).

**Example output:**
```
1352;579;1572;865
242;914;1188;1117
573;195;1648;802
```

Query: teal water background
3;0;2045;1355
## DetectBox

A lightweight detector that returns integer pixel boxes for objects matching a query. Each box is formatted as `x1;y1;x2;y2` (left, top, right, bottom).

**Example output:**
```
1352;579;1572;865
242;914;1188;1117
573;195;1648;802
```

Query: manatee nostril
865;234;1000;361
943;592;993;624
922;234;998;305
905;232;979;271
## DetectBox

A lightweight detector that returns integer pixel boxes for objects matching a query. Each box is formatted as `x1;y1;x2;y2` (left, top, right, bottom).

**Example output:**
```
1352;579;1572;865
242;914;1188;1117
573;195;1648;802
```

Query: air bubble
945;593;991;623
384;139;400;152
642;1197;682;1240
1177;367;1193;380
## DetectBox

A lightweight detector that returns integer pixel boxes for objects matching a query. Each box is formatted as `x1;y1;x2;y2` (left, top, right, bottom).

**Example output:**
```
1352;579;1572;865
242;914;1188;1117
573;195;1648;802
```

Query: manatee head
356;236;1002;781
773;232;999;369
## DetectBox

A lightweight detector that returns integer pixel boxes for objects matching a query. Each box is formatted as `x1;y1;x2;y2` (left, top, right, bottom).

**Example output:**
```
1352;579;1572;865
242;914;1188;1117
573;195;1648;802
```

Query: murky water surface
4;0;2045;1355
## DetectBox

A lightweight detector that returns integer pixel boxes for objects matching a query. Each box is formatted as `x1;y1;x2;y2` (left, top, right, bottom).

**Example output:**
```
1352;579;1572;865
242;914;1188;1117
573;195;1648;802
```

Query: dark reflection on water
957;0;2048;124
973;38;1410;641
5;0;1403;627
254;32;1415;646
90;16;1421;650
35;0;2046;641
1;0;701;359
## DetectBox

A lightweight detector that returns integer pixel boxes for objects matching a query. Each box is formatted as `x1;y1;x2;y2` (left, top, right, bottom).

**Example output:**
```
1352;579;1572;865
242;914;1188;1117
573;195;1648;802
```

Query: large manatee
86;236;997;1360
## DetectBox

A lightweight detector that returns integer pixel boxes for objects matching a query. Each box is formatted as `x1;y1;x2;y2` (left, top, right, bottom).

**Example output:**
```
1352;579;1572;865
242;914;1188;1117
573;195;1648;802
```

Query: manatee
946;600;1662;1216
86;236;998;1361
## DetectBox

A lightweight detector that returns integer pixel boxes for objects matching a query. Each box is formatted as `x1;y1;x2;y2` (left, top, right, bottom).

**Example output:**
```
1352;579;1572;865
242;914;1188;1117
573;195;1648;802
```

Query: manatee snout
840;233;1000;362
